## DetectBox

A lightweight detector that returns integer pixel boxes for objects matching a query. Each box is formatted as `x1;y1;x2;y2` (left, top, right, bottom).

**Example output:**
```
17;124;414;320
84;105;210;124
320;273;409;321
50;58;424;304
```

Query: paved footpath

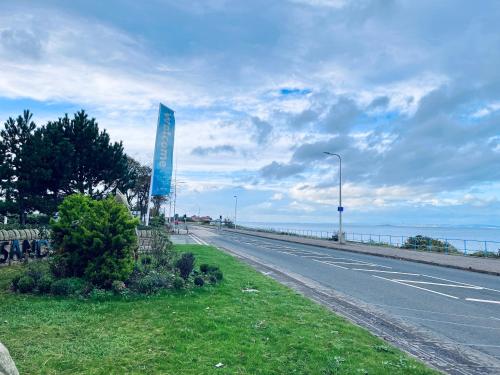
226;228;500;275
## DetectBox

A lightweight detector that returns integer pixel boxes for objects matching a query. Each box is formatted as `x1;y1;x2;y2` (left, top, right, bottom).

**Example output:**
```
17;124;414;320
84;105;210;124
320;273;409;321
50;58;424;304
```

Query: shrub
50;194;138;288
38;275;54;294
208;265;220;273
194;276;205;286
208;275;217;284
26;261;51;283
141;256;153;265
200;264;209;274
129;271;173;294
10;274;22;291
111;280;127;295
50;256;69;279
175;252;195;280
50;278;85;296
402;235;458;253
212;269;223;281
135;275;155;294
173;276;184;290
18;276;36;293
89;288;114;300
150;229;174;267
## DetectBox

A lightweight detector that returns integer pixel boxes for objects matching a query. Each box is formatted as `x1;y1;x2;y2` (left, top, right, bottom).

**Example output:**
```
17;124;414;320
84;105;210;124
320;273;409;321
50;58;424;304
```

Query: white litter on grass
215;362;224;368
242;288;259;293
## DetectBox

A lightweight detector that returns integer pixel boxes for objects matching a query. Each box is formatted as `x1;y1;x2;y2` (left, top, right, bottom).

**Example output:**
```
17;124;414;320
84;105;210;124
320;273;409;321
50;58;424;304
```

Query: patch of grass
0;245;436;374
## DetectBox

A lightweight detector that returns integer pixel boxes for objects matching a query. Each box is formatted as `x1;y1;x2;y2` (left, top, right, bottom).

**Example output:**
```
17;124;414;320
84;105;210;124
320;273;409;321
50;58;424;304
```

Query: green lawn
0;245;436;374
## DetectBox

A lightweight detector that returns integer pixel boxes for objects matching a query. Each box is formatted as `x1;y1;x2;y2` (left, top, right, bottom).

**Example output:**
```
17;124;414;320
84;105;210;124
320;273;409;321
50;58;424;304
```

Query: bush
141;256;153;265
26;261;51;282
402;235;458;253
173;276;184;290
38;275;54;293
18;276;36;293
50;278;85;296
212;269;223;281
200;264;209;274
10;274;22;291
194;276;204;286
135;276;155;294
111;280;127;295
89;288;114;300
50;256;69;279
50;194;139;288
175;252;195;280
150;229;174;267
129;271;173;294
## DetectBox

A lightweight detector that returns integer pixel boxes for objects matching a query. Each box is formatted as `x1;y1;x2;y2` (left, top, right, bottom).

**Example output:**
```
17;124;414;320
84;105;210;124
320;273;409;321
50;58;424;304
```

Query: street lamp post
233;195;238;229
323;152;344;244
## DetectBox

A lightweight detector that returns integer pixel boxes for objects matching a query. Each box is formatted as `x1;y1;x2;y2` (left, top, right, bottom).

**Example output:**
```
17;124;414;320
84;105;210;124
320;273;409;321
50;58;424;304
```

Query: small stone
242;288;259;293
214;362;224;368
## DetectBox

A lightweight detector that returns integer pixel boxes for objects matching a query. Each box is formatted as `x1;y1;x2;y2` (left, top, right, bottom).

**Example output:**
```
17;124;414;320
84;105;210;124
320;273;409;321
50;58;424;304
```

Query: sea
239;222;500;253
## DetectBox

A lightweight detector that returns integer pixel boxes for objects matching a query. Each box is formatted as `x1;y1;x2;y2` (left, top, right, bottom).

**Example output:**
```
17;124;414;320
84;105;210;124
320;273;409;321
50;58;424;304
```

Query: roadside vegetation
0;244;436;374
9;194;222;297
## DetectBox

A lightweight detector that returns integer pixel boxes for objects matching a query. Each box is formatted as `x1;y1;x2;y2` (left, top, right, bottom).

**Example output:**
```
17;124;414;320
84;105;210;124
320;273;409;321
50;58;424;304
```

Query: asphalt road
190;226;500;366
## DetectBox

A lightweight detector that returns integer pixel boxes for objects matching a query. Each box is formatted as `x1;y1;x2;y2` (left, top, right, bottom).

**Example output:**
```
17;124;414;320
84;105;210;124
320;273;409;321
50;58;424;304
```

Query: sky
0;0;499;226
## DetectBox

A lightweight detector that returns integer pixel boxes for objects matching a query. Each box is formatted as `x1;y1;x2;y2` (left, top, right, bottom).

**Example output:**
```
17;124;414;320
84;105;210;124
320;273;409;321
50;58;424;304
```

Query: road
189;226;500;374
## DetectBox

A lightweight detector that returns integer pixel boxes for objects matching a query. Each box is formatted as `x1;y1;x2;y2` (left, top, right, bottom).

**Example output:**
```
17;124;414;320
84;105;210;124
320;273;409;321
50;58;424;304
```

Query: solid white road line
189;234;203;245
278;251;298;256
392;280;483;289
465;298;500;305
396;315;500;330
191;234;209;246
352;269;421;276
420;274;500;294
371;302;498;320
372;275;459;299
422;274;479;288
343;263;393;269
322;261;391;269
311;259;348;269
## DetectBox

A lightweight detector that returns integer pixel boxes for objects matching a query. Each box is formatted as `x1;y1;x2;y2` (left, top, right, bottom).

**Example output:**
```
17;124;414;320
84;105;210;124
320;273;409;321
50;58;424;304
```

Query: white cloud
471;102;500;118
289;0;349;9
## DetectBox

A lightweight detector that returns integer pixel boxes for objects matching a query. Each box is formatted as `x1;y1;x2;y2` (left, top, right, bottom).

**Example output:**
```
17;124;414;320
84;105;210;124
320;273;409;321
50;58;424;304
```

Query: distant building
190;215;212;223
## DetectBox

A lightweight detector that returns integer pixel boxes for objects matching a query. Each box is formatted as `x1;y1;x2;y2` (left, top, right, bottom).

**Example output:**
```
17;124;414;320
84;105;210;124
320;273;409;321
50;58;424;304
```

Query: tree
151;195;168;217
130;163;151;222
63;111;128;197
0;110;36;223
18;119;75;215
117;156;142;206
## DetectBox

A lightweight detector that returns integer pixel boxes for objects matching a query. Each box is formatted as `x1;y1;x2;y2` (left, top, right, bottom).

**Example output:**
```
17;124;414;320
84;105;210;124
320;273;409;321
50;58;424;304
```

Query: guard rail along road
222;226;500;276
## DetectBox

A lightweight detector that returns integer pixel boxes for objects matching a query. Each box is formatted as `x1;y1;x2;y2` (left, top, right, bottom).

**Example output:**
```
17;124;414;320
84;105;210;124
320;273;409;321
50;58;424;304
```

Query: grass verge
0;245;436;374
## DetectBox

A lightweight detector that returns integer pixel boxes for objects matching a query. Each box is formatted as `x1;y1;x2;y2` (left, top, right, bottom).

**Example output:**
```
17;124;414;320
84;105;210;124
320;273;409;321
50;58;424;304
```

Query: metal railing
238;225;500;258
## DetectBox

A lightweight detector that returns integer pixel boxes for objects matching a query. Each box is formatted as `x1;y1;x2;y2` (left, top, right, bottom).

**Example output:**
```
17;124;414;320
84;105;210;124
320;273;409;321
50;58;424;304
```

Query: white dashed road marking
312;259;348;269
393;280;484;289
465;298;500;305
372;275;460;299
352;269;420;276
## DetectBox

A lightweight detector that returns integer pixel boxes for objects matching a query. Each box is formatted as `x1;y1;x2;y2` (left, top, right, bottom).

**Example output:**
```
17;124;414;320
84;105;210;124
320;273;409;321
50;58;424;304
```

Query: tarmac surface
188;226;500;374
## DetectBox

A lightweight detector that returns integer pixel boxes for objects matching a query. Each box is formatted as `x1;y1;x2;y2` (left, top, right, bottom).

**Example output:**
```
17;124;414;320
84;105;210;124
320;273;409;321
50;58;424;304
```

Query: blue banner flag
151;103;175;196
